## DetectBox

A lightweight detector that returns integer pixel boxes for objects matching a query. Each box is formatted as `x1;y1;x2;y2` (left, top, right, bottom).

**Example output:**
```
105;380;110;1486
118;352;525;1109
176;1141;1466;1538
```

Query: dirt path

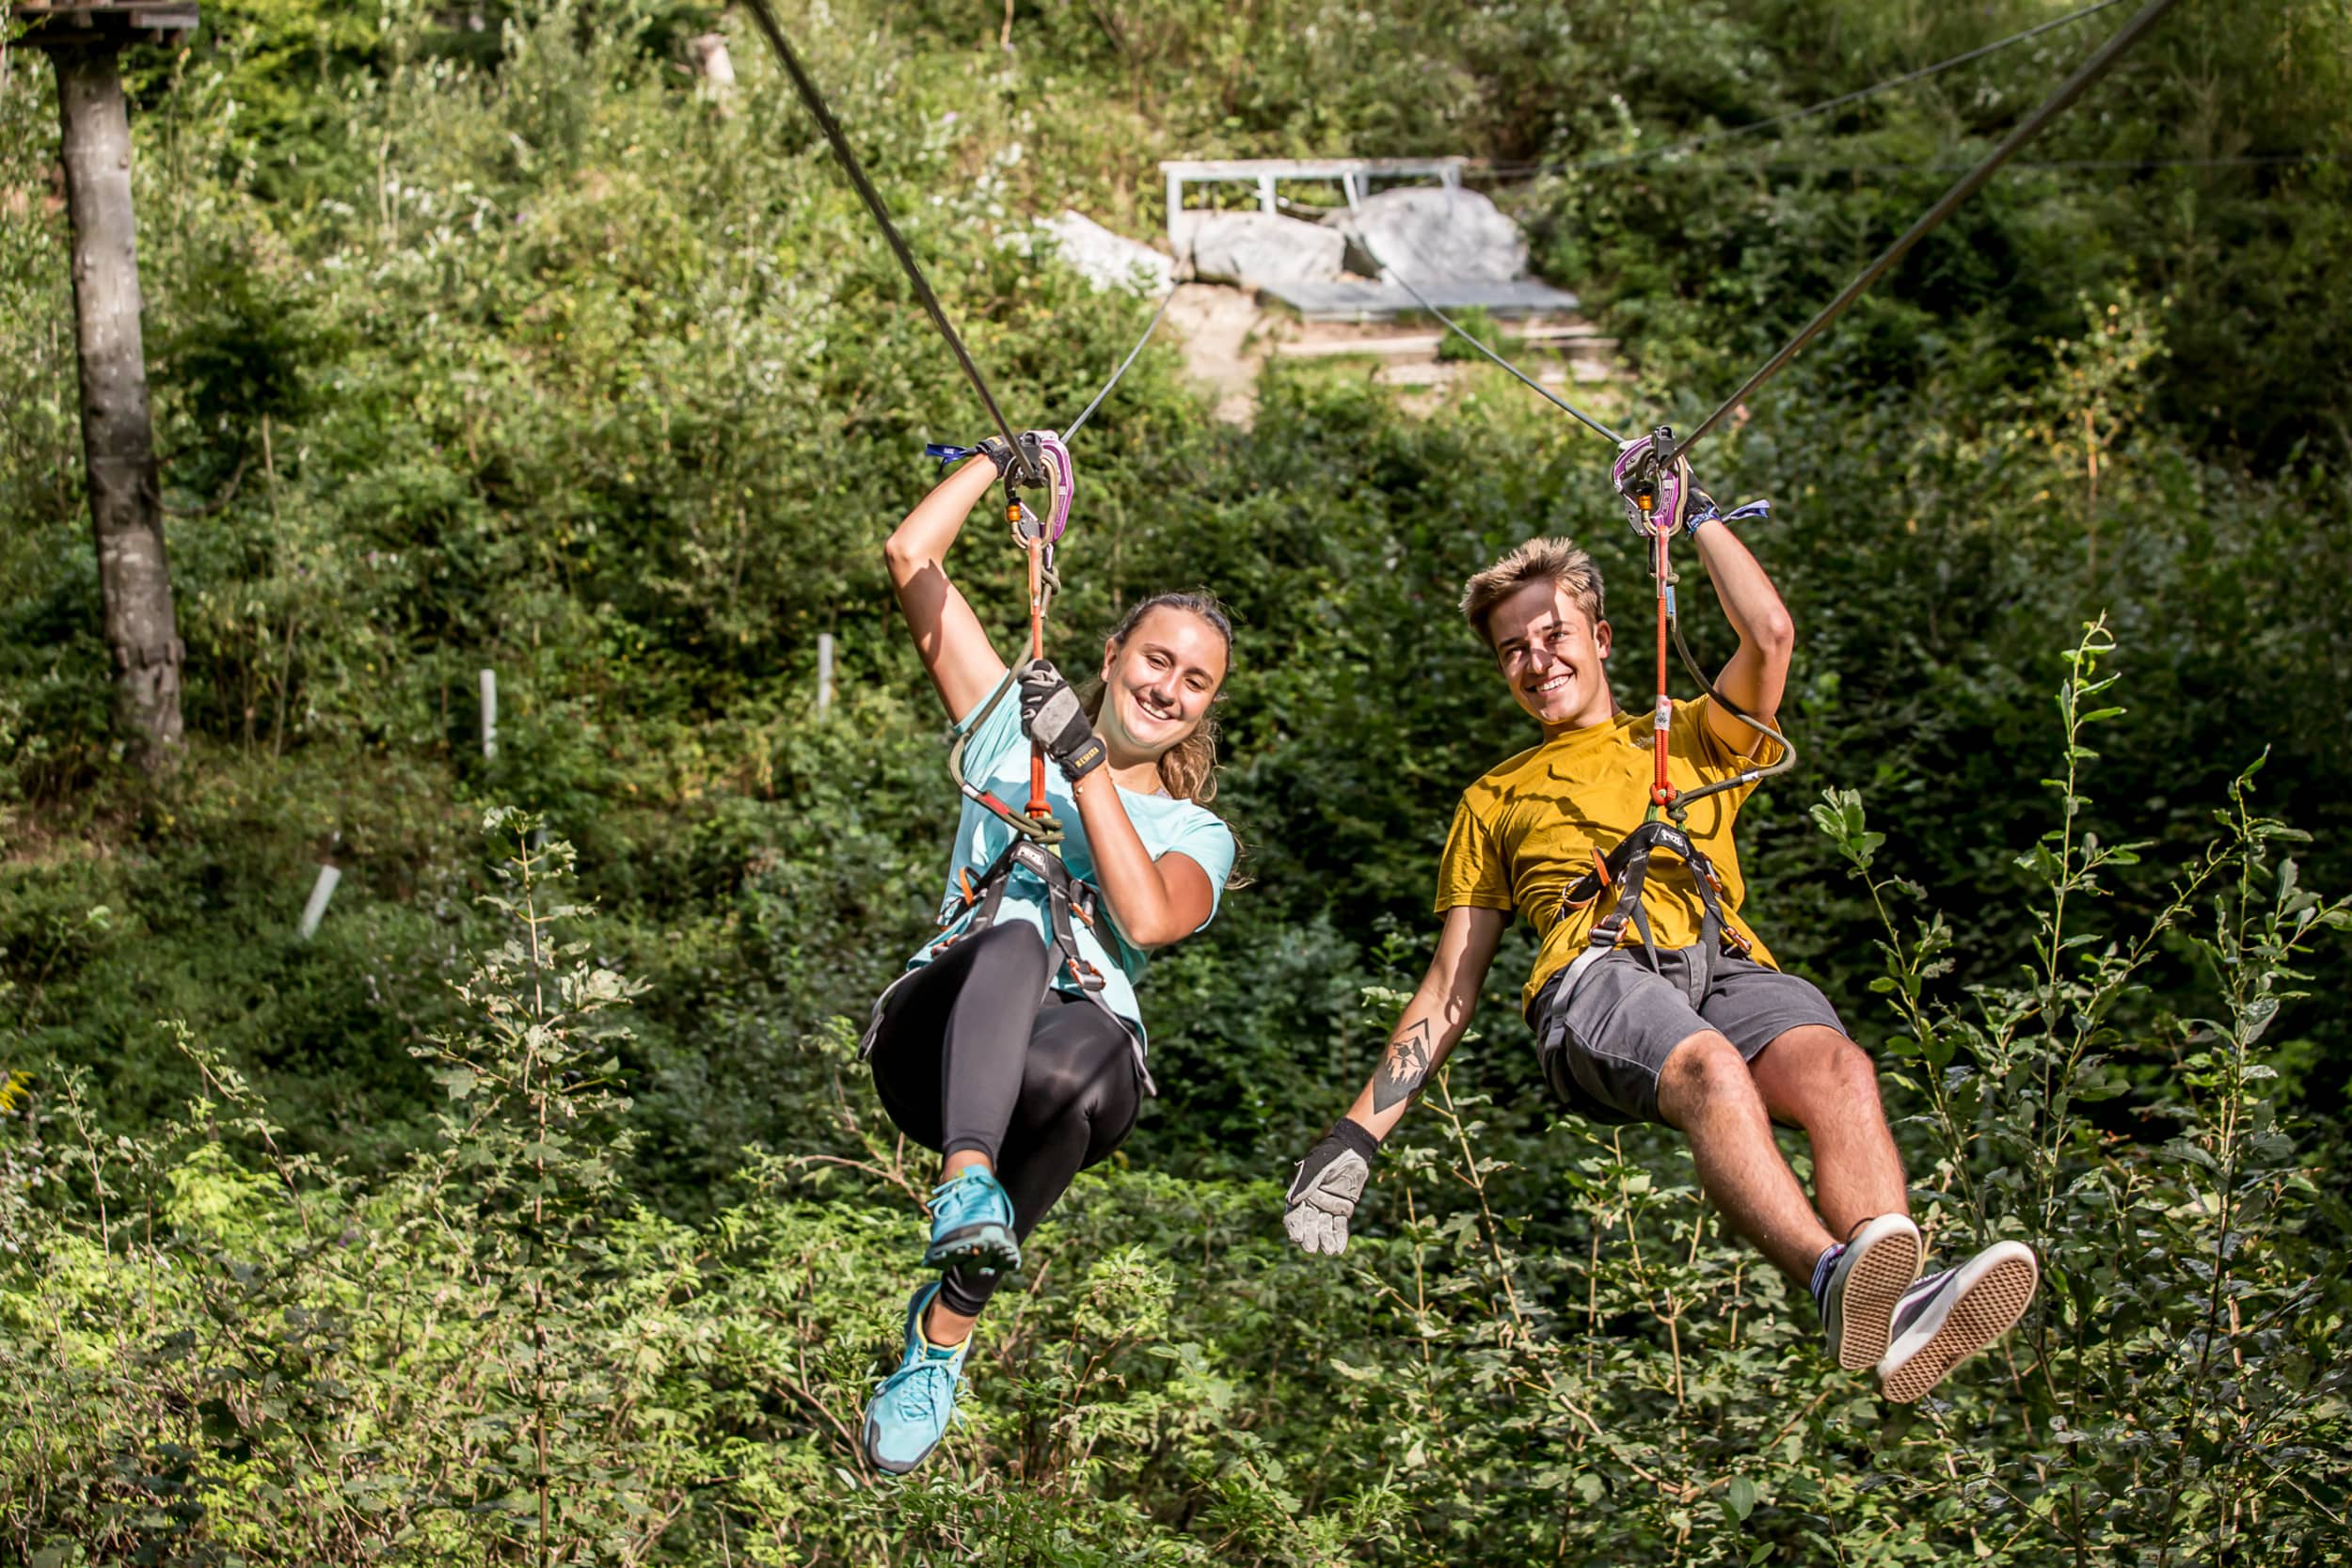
1164;284;1290;428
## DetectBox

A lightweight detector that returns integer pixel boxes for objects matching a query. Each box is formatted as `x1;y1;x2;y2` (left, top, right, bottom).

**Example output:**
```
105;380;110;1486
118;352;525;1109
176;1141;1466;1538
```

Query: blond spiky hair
1459;538;1607;647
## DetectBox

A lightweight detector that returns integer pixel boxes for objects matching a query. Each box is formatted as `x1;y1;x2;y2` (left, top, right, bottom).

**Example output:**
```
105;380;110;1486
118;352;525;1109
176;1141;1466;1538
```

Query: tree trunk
53;40;183;770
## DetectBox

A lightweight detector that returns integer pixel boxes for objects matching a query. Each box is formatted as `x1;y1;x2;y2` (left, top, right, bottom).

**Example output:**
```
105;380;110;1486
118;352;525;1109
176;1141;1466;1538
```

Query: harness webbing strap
935;835;1151;1090
944;837;1109;995
1557;819;1754;1002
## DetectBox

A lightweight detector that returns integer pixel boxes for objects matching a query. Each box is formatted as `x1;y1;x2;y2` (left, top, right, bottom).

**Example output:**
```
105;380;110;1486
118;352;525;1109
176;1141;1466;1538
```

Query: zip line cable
737;0;1031;469
1468;150;2336;186
1489;0;2130;179
1368;243;1622;445
1675;0;2187;462
1061;286;1178;442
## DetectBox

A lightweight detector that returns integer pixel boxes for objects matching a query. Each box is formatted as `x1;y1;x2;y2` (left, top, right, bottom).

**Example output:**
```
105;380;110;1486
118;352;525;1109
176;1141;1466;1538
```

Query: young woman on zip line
858;439;1238;1475
1283;483;2039;1403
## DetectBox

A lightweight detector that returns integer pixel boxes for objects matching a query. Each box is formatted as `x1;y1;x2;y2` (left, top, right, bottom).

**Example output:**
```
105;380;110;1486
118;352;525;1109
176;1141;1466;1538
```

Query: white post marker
479;668;498;760
817;633;835;717
297;864;342;941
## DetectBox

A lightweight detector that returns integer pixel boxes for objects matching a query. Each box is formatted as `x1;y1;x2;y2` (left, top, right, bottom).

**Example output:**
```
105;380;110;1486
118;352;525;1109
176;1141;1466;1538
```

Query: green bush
6;635;2345;1563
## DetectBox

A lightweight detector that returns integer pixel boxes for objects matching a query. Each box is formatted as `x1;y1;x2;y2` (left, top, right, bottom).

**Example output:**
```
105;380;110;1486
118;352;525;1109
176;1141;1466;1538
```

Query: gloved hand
1018;659;1107;783
975;433;1047;488
1283;1117;1381;1255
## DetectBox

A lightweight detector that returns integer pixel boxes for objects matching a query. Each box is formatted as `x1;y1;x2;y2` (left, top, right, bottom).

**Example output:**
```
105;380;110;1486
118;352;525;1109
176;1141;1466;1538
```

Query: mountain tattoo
1373;1020;1435;1114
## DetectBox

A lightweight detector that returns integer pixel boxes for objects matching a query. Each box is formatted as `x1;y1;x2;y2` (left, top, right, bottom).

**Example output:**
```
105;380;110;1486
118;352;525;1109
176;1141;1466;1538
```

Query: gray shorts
1528;946;1847;1126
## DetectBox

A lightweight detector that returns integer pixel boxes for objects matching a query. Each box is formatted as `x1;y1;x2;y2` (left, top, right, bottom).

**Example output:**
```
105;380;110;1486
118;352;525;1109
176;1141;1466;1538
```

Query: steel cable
1061;286;1178;442
738;0;1031;470
1489;0;2131;179
1363;239;1623;445
1676;0;2188;462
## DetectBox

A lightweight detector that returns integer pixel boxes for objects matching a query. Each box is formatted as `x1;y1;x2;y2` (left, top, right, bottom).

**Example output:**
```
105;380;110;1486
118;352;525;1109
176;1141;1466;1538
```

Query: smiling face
1487;577;1615;733
1095;606;1230;762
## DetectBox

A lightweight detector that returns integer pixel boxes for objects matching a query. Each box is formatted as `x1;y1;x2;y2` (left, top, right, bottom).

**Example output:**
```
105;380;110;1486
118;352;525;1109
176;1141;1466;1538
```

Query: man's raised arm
1283;905;1508;1255
1689;515;1795;760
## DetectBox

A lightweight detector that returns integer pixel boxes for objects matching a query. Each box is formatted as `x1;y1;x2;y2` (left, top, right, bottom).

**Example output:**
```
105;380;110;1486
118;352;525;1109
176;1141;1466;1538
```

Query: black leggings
868;922;1142;1316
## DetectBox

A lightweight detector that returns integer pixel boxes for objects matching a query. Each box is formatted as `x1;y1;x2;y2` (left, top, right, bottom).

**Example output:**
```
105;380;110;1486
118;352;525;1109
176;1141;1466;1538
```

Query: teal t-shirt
906;684;1236;1051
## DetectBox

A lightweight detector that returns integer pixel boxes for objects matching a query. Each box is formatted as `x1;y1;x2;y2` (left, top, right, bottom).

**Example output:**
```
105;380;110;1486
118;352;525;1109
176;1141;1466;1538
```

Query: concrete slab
1258;278;1581;322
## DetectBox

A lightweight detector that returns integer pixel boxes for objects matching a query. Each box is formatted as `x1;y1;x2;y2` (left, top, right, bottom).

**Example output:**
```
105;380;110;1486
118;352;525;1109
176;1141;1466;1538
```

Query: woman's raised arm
884;456;1013;724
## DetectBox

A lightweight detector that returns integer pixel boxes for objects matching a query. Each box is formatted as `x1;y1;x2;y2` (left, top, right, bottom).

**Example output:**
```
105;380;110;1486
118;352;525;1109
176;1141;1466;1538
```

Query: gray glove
1018;659;1107;782
1283;1117;1381;1255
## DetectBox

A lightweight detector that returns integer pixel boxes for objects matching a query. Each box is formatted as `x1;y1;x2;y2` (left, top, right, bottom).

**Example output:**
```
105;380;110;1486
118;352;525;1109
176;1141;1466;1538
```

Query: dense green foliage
4;1;2349;1561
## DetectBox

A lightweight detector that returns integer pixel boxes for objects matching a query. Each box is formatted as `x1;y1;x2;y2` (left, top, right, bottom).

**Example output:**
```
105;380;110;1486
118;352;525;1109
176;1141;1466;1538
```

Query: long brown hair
1081;591;1233;804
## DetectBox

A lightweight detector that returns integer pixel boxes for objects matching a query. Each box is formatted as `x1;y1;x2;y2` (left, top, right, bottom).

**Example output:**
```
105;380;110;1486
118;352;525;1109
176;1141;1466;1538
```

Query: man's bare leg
1748;1025;1907;1239
1655;1030;1836;1283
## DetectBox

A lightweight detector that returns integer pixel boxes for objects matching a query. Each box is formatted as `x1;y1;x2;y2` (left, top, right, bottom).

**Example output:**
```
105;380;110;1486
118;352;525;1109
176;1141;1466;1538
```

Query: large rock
1327;186;1527;283
1028;210;1174;294
1184;211;1348;288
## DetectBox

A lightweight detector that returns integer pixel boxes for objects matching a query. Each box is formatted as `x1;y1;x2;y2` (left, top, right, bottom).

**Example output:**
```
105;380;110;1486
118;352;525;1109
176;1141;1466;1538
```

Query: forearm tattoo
1373;1020;1435;1114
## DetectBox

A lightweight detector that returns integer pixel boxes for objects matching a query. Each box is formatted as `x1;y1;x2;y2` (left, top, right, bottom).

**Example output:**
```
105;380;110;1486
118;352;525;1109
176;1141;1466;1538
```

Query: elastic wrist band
1330;1116;1383;1159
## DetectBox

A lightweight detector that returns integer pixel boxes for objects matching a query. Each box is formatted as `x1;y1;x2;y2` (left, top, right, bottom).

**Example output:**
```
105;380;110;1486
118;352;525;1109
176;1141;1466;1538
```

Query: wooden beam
10;2;199;47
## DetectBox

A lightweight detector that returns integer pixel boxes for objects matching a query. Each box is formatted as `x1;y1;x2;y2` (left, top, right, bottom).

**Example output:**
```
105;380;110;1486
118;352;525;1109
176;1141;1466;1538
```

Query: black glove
1018;659;1107;783
1283;1117;1381;1256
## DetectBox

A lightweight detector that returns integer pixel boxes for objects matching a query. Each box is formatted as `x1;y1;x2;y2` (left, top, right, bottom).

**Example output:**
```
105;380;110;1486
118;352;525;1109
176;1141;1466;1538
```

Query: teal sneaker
923;1166;1021;1274
862;1282;969;1476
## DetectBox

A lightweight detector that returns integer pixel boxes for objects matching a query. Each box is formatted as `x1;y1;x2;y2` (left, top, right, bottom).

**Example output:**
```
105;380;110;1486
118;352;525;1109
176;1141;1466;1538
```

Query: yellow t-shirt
1436;697;1778;1014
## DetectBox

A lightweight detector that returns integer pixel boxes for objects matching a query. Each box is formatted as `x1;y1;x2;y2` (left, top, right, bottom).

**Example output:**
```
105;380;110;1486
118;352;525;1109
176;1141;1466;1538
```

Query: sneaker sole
924;1223;1021;1275
1832;1221;1925;1371
1876;1249;2040;1404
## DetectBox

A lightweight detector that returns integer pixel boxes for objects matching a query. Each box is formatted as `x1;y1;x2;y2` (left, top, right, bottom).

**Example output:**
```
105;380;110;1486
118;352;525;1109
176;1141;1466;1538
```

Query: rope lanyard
1612;434;1795;823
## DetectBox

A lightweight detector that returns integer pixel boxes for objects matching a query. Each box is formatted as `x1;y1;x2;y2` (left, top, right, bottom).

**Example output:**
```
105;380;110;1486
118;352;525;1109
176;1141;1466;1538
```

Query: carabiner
1613;426;1693;539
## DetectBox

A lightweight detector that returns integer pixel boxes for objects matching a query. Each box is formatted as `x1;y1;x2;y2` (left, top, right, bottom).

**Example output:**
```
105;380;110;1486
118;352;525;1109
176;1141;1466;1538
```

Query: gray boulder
1328;186;1527;283
1184;211;1348;287
1029;210;1174;294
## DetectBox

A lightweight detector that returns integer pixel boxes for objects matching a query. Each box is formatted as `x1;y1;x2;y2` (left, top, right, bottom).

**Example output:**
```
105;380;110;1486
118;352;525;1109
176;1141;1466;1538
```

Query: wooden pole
816;633;834;717
40;25;185;771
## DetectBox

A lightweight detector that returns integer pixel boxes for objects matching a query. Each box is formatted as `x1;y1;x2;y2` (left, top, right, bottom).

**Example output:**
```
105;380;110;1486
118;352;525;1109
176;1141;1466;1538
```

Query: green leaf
1725;1474;1757;1523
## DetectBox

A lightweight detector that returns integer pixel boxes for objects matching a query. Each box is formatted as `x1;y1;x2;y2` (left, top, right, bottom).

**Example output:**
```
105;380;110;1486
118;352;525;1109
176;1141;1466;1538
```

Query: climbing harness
1551;817;1754;1005
858;430;1127;1064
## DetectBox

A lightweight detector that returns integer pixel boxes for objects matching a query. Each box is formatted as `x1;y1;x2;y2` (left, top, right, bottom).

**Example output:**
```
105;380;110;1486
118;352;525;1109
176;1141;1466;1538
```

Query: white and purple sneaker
1819;1213;1925;1371
1874;1241;2041;1404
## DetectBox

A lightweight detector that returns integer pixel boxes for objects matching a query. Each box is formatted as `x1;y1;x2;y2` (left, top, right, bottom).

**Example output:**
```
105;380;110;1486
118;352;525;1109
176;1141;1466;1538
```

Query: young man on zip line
1282;517;2039;1402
